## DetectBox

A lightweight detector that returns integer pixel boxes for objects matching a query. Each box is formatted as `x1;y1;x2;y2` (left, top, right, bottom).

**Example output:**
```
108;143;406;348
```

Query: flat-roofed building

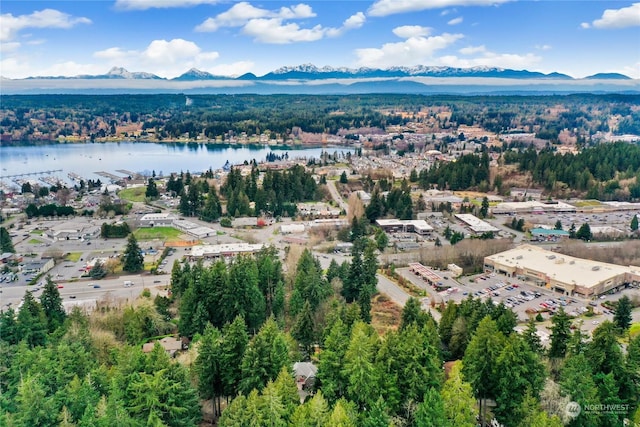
484;244;640;297
375;219;433;235
139;213;176;227
188;243;265;260
492;201;576;215
530;228;570;242
454;214;499;235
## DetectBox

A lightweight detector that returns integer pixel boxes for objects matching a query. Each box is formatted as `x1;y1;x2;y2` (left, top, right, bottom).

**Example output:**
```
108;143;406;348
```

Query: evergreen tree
194;324;224;417
342;321;379;410
145;178;159;199
291;300;316;356
494;334;546;426
39;276;66;333
122;233;144;273
290;249;330;316
523;317;543;354
415;387;447;427
554;220;563;230
200;185;222;222
0;226;15;253
480;196;489;218
631;215;639;231
400;297;429;330
239;317;292;395
290;391;330;427
559;354;601;426
441;361;476;427
221;315;249;398
576;222;592;241
317;318;349;403
17;290;48;347
463;316;505;425
548;307;571;358
339;171;348;184
613;295;632;331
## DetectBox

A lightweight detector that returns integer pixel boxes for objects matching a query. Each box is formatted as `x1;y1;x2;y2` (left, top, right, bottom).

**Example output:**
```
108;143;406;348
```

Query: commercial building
454;214;499;235
188;243;265;260
280;223;306;234
530;228;570;242
139;213;176;227
375;219;433;235
484;244;640;298
492;201;576;215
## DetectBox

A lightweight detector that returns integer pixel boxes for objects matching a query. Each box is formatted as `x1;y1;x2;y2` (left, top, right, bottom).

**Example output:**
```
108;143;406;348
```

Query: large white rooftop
190;243;265;258
454;214;499;233
486;244;636;289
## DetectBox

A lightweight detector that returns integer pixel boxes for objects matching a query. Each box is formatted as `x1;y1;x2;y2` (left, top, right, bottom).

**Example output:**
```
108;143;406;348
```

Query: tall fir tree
40;276;66;333
122;233;143;273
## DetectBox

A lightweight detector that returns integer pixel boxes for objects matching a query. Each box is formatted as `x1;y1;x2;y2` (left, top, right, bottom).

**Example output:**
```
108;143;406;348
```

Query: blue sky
1;0;639;79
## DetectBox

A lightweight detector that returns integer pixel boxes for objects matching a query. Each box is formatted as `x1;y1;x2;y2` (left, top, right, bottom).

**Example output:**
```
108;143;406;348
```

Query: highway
1;273;169;313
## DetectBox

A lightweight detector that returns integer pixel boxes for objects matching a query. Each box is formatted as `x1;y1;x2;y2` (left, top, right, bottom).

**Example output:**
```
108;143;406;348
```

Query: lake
0;141;352;188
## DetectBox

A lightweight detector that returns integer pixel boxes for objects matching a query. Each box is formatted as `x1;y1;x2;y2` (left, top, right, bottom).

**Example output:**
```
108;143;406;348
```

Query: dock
95;171;123;181
116;169;136;177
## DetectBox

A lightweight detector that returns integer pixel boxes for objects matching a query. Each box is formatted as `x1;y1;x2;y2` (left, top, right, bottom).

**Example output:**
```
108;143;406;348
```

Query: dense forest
1;240;639;426
1;93;638;141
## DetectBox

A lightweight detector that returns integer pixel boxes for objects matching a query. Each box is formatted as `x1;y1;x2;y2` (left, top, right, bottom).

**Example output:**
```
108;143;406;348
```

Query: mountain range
16;64;633;81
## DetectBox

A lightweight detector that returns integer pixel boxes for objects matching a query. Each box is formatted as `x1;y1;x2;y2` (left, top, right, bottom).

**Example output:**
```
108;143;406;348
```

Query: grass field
118;186;147;202
631;322;640;339
573;200;602;207
30;229;43;235
134;227;182;240
65;252;82;262
28;238;42;244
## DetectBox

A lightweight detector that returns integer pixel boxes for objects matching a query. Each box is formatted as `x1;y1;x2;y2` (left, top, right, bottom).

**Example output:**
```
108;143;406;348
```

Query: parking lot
397;266;640;330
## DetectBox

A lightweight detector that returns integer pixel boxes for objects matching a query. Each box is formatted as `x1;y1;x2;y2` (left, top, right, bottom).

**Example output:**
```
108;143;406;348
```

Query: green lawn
65;252;82;262
30;229;44;235
573;200;602;207
630;322;640;339
134;227;182;240
118;186;147;202
28;238;42;244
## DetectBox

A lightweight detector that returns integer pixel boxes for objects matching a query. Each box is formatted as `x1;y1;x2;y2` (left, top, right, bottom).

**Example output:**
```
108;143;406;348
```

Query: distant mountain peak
583;72;632;80
104;67;163;80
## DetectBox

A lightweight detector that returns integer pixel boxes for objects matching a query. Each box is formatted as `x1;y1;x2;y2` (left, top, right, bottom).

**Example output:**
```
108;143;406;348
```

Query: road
1;273;168;313
326;180;348;212
376;273;441;321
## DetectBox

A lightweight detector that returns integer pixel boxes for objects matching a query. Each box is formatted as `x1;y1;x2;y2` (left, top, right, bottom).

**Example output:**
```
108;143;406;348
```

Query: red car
57;285;64;289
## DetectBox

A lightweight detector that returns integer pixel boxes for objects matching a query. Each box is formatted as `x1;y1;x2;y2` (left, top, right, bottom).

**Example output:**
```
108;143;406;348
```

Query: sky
1;0;639;80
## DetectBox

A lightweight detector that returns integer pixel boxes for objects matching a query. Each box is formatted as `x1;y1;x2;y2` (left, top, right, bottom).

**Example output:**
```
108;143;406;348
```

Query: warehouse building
484;244;640;298
188;243;265;260
454;214;499;235
375;219;433;235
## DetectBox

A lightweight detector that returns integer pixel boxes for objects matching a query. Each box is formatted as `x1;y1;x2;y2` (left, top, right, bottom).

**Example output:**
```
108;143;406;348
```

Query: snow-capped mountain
12;64;632;82
172;68;226;81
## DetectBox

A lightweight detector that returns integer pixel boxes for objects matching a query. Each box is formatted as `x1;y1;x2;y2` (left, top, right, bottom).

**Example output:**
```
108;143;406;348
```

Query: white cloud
368;0;510;17
343;12;367;30
115;0;219;11
581;3;640;29
392;25;431;38
0;9;91;42
447;17;463;25
535;44;552;51
242;19;326;44
438;51;541;69
209;61;255;77
355;32;464;68
621;62;640;79
197;2;364;44
195;2;315;32
459;45;486;55
94;38;220;77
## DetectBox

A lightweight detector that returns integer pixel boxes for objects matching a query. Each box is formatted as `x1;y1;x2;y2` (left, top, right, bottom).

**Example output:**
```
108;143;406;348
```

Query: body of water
0;141;352;188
